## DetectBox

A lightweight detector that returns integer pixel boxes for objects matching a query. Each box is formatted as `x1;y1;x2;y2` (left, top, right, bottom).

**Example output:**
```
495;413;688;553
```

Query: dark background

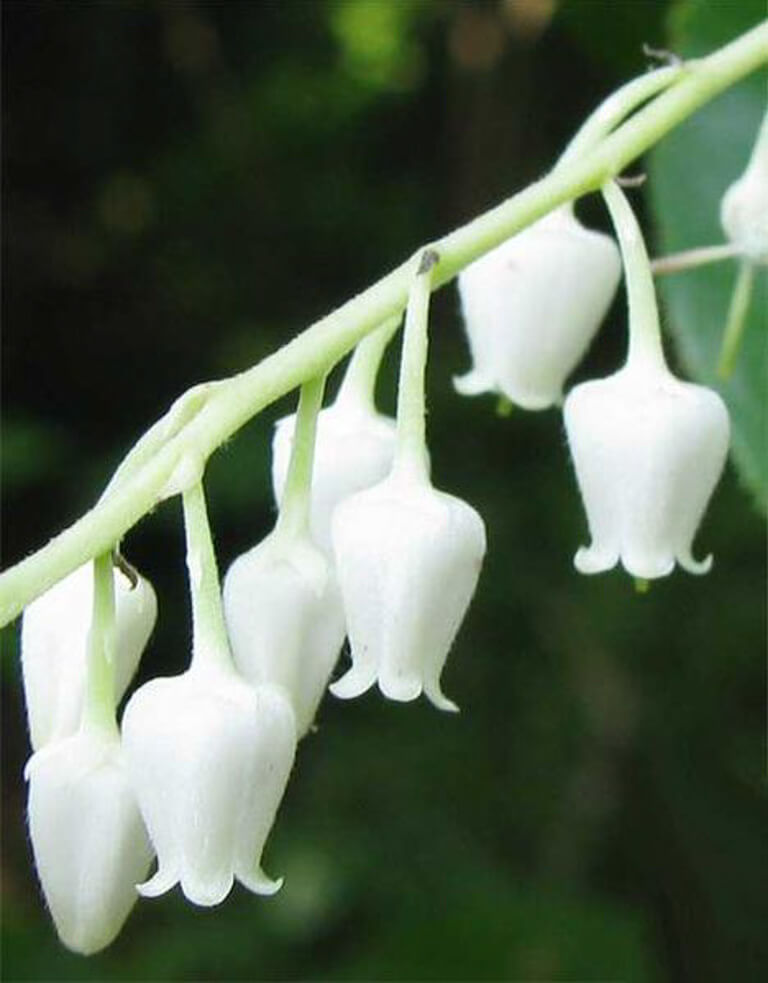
2;2;766;980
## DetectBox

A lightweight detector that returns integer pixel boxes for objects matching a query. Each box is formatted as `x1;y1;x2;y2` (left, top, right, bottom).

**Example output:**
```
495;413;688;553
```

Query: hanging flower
565;180;730;580
223;532;346;737
272;377;396;556
21;562;156;750
455;204;621;410
26;729;153;955
720;115;768;263
330;469;486;710
122;664;296;907
564;362;730;578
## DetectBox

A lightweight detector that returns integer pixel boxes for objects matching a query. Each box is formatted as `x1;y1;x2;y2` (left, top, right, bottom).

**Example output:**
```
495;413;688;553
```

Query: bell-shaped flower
565;362;729;578
223;532;346;738
565;181;730;580
456;204;621;409
330;468;486;710
26;728;153;955
720;113;768;263
272;378;396;556
21;561;157;750
122;663;296;907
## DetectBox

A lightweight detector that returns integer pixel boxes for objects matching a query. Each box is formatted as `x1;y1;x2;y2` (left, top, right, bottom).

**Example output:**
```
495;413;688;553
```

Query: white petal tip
426;689;460;713
137;868;178;899
574;545;618;575
378;675;422;704
621;555;675;580
329;666;376;700
678;551;713;575
239;870;284;897
180;873;234;908
453;370;493;397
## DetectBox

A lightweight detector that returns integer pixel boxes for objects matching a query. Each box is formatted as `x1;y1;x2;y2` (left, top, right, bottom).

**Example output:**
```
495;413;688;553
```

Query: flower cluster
20;125;744;956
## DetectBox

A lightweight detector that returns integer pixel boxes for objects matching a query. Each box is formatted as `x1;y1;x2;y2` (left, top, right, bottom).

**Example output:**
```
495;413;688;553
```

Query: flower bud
122;665;296;907
564;361;729;578
21;563;157;750
720;122;768;263
456;205;621;409
272;399;396;554
330;471;486;710
26;730;152;955
223;533;346;737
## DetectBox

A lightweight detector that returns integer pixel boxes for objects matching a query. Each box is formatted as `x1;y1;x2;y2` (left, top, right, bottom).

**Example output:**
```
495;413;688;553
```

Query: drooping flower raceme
331;468;486;709
564;181;730;579
223;532;346;737
456;203;621;410
122;481;297;907
122;664;296;906
21;561;156;750
720;110;768;263
26;728;153;955
331;250;487;709
272;321;398;555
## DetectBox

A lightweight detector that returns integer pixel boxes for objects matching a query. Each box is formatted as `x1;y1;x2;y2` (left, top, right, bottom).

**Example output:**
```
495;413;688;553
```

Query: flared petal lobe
330;472;486;710
26;731;153;955
122;665;296;907
456;206;621;410
272;402;396;555
22;564;157;750
564;363;730;579
223;534;346;737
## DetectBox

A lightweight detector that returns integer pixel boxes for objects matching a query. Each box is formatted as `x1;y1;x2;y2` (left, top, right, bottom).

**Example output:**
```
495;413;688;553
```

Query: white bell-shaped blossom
564;359;730;579
272;392;396;555
122;664;296;907
330;469;486;710
26;729;152;955
456;204;621;409
720;113;768;263
223;532;346;738
21;562;157;750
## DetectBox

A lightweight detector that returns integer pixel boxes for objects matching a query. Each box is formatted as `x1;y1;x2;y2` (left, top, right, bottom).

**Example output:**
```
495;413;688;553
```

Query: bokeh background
2;1;766;980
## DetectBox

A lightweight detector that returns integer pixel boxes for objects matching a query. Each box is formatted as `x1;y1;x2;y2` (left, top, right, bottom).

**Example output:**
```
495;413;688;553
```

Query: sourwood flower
565;180;730;580
122;664;296;906
21;562;156;750
26;729;152;955
330;468;486;709
565;361;729;578
456;204;621;409
223;532;346;737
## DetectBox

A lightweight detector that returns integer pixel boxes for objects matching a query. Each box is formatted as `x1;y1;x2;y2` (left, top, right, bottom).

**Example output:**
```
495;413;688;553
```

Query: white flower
456;204;621;409
223;532;346;737
26;729;152;955
122;664;296;907
720;119;768;263
564;360;730;579
330;470;486;710
272;396;396;555
21;562;157;750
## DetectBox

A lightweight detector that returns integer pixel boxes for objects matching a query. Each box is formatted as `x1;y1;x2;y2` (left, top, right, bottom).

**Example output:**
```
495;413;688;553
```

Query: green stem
557;65;684;169
275;375;326;540
81;552;118;738
2;20;767;626
651;242;740;275
334;315;400;412
602;181;666;371
393;250;438;481
182;481;231;671
718;261;755;379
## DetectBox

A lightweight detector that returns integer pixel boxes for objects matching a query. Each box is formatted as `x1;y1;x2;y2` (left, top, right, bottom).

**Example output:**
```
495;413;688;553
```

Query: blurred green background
2;1;766;980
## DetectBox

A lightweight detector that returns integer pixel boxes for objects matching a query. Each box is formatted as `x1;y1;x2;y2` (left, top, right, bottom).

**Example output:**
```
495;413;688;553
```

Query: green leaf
649;0;768;513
